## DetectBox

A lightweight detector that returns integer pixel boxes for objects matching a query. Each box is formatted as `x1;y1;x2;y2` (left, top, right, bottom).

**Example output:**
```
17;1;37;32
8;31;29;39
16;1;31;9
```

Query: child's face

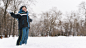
22;7;27;12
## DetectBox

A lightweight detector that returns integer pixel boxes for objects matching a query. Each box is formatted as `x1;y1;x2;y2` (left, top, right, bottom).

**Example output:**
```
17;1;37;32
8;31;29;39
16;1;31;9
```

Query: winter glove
29;19;32;22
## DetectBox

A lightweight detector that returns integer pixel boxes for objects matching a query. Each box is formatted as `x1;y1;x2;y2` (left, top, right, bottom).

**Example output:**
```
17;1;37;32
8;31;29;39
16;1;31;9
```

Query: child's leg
24;27;29;44
16;28;26;45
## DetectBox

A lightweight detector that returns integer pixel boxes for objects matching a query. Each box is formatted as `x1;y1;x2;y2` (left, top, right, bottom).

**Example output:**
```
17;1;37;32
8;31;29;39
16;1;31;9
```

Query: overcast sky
0;0;86;14
31;0;86;14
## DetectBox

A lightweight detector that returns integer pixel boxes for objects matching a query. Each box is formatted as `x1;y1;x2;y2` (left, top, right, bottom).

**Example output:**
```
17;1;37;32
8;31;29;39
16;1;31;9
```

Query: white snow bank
0;36;86;48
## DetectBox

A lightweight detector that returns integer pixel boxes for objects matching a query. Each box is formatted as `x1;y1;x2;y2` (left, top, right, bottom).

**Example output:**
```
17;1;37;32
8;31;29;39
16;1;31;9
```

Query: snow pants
16;27;29;45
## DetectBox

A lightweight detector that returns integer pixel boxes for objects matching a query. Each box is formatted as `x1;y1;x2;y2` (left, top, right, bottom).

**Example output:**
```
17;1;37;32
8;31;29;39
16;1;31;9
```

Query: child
9;6;32;46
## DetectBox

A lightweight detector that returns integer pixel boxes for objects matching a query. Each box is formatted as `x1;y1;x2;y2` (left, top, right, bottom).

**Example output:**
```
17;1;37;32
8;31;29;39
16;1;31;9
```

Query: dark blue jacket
10;12;32;30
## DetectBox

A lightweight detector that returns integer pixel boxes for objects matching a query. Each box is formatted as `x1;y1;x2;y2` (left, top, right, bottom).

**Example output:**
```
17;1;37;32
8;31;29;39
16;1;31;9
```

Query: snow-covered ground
0;36;86;48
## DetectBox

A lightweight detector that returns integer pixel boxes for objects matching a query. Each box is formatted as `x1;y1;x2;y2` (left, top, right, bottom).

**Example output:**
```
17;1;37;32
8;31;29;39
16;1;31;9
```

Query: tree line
0;1;86;37
30;2;86;36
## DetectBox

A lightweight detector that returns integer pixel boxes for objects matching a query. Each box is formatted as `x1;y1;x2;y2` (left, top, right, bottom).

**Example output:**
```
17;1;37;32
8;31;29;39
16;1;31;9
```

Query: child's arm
10;12;21;18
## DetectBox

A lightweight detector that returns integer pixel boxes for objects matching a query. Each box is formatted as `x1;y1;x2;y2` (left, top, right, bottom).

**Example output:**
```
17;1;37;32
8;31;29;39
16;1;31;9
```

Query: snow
0;36;86;48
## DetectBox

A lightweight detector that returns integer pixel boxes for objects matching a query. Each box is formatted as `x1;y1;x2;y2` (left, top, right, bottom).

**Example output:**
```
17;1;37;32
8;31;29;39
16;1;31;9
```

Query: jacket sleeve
10;12;21;18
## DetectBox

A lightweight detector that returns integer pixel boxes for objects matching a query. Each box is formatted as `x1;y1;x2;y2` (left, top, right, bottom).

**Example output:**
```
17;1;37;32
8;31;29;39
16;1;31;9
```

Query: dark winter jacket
10;10;32;30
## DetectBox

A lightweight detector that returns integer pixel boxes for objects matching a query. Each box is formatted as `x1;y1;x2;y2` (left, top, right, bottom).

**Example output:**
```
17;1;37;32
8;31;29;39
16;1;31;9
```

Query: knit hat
20;6;27;10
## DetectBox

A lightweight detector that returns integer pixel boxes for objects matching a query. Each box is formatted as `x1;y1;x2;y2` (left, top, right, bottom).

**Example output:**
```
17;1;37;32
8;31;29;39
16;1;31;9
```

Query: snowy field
0;36;86;48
